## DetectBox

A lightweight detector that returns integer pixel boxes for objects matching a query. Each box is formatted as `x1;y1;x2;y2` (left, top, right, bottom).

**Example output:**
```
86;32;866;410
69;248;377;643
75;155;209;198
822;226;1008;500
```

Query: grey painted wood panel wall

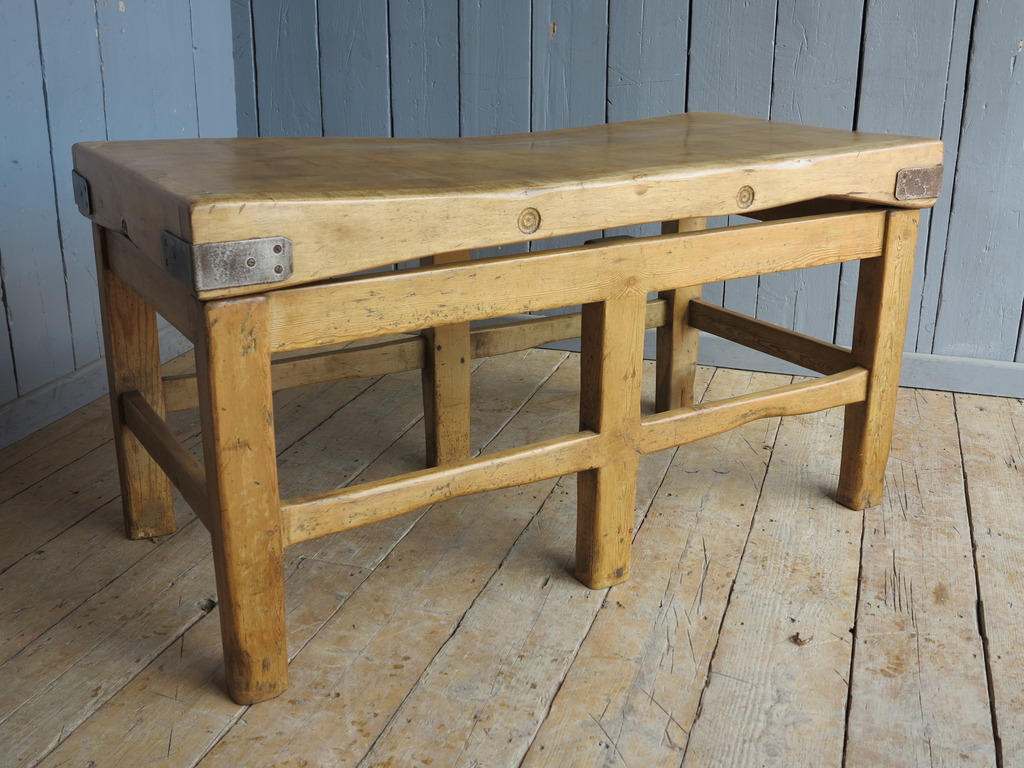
0;2;235;447
233;0;1023;390
3;0;1023;448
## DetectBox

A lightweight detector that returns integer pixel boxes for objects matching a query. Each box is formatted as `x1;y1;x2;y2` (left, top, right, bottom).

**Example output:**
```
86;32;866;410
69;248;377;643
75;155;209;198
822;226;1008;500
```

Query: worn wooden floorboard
680;400;861;766
0;400;110;502
522;367;786;767
0;374;379;669
0;353;195;500
956;392;1024;764
845;389;995;767
0;354;1017;767
286;349;568;572
355;362;673;768
20;349;567;768
0;374;388;766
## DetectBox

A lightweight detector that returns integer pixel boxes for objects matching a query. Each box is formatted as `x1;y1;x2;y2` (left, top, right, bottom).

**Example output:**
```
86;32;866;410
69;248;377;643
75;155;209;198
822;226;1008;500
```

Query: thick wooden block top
74;112;942;296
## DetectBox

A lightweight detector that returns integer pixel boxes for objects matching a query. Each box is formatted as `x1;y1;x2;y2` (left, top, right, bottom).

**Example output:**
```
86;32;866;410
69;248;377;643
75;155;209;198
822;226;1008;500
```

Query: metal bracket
894;165;944;201
72;171;91;216
162;232;293;292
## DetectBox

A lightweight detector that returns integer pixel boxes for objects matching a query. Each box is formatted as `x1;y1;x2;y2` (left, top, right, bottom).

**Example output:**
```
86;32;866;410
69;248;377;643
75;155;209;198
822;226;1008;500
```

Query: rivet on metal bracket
162;232;293;292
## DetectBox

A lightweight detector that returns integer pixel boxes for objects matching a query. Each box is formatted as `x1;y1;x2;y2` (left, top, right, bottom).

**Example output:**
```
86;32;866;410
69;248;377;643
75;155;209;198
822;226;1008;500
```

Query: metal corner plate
894;165;944;201
162;232;294;292
72;171;91;216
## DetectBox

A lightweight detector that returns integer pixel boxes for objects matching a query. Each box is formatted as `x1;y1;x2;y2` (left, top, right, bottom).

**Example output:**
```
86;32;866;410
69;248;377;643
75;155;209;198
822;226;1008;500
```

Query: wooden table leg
837;209;920;510
575;294;646;589
655;218;706;411
195;296;288;704
421;250;472;465
94;224;175;539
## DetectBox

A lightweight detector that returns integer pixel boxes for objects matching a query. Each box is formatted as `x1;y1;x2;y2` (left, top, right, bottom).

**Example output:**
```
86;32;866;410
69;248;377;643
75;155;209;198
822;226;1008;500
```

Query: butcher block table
72;112;943;704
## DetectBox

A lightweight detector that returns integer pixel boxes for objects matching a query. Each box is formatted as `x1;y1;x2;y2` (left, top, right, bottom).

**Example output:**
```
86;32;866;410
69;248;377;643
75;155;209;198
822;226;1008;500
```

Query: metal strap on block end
72;171;91;216
162;232;293;292
894;165;943;201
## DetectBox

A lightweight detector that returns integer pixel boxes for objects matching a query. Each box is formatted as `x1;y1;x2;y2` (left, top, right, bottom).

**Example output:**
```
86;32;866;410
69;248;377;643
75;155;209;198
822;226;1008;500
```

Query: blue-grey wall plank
252;0;322;136
914;0;973;354
95;1;199;140
688;0;778;316
606;0;688;123
934;0;1024;361
10;0;1024;449
832;259;861;349
35;0;109;371
687;0;777;117
231;0;259;137
756;0;863;343
604;0;687;240
461;0;533;261
855;0;960;353
190;0;239;138
0;3;75;395
532;0;608;131
528;0;609;307
460;0;532;137
852;0;959;351
771;0;860;128
938;0;1024;361
858;0;958;143
3;0;241;439
386;0;458;271
320;0;391;137
94;0;201;357
531;4;607;199
0;249;16;404
389;0;460;138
